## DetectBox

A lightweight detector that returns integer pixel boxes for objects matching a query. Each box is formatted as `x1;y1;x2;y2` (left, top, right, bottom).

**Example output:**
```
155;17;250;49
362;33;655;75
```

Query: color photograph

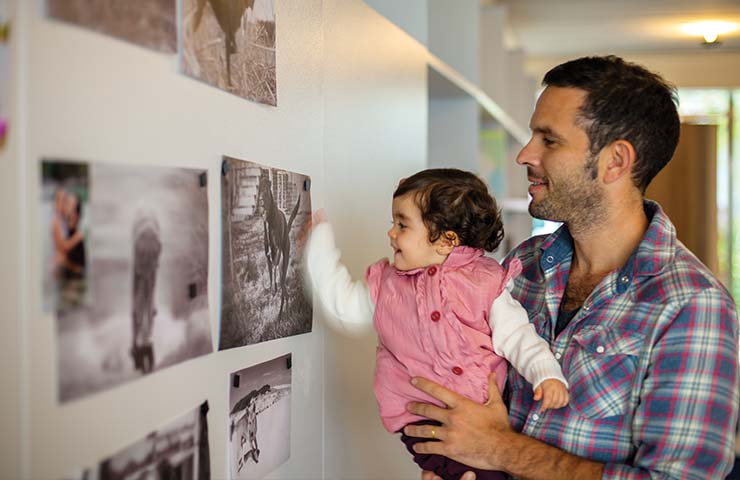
181;0;277;106
55;161;212;403
0;0;9;150
46;0;176;53
220;157;312;350
41;160;91;315
229;355;291;479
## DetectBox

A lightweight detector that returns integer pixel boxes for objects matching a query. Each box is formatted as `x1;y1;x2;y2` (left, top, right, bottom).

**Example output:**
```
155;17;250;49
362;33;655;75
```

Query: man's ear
436;231;460;254
603;140;635;184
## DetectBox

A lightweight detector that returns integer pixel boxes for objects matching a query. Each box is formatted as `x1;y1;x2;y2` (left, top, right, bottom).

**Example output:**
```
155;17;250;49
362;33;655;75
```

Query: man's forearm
498;430;603;480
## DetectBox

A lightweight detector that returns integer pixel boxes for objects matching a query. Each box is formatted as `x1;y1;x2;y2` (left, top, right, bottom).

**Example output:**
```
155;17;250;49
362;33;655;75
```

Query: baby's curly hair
394;168;504;252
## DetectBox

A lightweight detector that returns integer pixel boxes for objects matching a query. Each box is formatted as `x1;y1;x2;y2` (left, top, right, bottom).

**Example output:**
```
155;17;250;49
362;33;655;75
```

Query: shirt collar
394;246;485;276
539;199;675;292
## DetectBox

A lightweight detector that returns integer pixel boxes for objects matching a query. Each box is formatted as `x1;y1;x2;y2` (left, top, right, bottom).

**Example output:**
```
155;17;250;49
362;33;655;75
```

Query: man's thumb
484;372;502;407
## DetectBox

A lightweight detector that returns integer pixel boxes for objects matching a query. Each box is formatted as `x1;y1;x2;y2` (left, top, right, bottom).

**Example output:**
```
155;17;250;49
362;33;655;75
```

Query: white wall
428;0;479;83
0;0;22;476
322;2;427;477
1;0;429;478
428;97;479;170
362;0;428;47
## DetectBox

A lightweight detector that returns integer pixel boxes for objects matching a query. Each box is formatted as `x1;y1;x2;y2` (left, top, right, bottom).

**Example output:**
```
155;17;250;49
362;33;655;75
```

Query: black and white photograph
46;0;177;53
219;157;312;350
79;401;211;480
229;354;291;479
181;0;277;106
41;160;91;315
56;161;212;403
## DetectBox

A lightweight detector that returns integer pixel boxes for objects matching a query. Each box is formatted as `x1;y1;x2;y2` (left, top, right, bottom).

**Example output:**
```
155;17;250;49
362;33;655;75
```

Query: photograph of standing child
305;168;568;479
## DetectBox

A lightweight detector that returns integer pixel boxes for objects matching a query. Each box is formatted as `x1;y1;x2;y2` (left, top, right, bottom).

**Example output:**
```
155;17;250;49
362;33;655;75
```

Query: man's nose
516;139;537;166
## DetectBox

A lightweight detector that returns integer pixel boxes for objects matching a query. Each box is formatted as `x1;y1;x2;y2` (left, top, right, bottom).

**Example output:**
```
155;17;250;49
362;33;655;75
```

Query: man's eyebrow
532;126;564;140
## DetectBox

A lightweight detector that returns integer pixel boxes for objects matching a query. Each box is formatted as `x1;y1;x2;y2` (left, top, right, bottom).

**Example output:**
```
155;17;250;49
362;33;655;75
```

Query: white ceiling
496;0;740;56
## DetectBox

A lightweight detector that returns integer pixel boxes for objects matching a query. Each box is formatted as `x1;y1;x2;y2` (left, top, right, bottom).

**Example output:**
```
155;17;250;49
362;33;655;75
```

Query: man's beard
529;157;607;234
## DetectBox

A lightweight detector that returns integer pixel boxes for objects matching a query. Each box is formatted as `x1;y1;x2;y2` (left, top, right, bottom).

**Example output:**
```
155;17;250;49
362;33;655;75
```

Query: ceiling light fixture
681;21;737;45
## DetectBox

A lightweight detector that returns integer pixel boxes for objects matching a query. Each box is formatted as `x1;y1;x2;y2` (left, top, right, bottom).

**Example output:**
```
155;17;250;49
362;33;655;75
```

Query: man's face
516;86;606;229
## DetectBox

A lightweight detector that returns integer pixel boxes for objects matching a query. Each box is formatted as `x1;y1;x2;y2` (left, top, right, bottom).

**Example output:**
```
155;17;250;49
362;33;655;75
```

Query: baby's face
387;193;448;271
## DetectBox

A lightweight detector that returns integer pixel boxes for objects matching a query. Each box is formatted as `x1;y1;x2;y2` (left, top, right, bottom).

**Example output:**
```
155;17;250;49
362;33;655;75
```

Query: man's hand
405;372;511;472
533;379;569;411
410;373;604;480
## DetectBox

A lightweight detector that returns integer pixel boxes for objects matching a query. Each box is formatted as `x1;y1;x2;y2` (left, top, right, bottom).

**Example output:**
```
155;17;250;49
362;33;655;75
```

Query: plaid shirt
503;200;740;479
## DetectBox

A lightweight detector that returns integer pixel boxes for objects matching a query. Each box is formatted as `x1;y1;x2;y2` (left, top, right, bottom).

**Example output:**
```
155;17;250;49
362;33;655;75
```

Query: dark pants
400;420;507;480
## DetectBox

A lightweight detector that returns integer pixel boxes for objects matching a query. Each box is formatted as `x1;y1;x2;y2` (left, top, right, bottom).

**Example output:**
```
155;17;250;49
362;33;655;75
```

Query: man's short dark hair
543;55;680;192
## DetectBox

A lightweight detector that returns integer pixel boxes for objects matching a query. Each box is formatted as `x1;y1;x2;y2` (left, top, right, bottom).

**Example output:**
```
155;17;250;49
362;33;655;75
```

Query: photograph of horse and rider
220;157;312;350
181;0;277;106
47;161;213;403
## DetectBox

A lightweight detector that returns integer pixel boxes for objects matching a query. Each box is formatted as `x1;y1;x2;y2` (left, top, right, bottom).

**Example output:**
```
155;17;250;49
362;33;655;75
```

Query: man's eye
543;137;556;147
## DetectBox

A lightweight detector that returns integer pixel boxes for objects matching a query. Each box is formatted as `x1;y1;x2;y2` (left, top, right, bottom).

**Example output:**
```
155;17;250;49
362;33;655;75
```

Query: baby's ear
443;231;460;246
436;231;460;254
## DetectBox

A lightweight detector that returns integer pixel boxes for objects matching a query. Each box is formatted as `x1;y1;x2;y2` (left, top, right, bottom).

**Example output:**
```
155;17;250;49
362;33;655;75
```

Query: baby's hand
298;209;327;249
533;379;569;411
312;209;327;226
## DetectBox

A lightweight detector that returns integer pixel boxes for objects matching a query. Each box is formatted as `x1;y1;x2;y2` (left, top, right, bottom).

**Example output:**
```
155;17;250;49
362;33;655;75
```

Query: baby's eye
390;219;406;229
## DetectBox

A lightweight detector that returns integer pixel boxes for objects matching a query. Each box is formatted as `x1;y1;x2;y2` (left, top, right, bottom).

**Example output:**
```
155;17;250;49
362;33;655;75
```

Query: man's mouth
528;177;548;195
528;177;547;186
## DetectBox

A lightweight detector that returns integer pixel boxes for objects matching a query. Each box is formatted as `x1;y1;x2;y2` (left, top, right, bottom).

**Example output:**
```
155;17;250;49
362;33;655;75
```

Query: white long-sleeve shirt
305;222;568;393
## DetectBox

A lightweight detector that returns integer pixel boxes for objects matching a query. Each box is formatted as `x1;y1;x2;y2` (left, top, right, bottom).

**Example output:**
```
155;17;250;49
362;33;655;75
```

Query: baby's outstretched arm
304;212;374;336
490;288;569;411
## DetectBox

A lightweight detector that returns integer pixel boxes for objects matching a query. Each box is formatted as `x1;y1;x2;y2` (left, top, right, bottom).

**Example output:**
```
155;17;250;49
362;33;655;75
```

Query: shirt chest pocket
567;326;643;420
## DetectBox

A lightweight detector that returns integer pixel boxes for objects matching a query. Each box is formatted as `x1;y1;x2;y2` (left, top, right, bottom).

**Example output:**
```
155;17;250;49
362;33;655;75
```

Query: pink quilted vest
366;246;522;433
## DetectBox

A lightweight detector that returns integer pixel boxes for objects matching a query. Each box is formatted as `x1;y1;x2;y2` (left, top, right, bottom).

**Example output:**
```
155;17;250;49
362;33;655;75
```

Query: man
405;56;740;479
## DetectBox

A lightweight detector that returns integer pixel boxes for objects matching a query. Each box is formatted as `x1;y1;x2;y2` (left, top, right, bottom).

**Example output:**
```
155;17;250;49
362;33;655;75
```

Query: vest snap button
430;311;441;322
452;366;463;375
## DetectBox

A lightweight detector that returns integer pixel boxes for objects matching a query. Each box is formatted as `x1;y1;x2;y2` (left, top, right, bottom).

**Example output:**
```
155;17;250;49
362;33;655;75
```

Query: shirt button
532;413;540;421
596;345;605;354
545;255;554;263
452;366;463;375
428;266;437;276
555;352;562;360
620;275;629;284
583;305;591;311
430;311;441;322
